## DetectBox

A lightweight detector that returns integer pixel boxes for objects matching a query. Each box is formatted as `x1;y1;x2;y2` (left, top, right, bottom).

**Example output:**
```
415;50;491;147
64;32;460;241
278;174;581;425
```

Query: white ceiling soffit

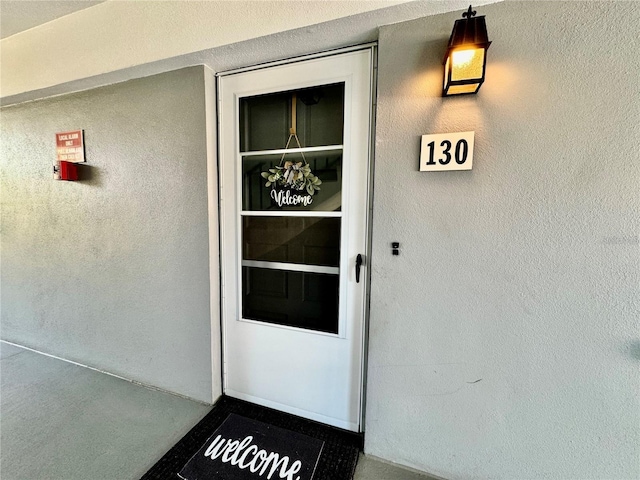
0;0;106;39
1;0;501;105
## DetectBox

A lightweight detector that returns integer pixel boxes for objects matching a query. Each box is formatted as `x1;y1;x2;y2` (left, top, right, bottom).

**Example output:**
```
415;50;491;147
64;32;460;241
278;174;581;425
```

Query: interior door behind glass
240;83;345;334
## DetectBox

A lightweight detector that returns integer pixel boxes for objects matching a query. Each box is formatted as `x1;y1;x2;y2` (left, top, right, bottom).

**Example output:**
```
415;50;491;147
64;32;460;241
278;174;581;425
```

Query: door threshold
226;388;360;432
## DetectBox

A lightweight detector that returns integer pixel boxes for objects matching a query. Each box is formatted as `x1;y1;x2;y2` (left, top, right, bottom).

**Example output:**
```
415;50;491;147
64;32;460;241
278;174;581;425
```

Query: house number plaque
420;131;474;171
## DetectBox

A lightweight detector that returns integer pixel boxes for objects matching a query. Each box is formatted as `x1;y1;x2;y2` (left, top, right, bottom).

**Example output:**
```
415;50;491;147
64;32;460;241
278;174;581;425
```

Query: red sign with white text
56;130;85;163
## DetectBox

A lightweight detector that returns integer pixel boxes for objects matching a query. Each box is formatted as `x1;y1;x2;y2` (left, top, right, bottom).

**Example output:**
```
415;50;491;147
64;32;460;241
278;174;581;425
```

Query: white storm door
218;48;373;432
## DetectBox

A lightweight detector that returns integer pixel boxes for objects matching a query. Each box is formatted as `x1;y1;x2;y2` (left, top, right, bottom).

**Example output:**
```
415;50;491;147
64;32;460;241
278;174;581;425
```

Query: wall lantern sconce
443;5;491;96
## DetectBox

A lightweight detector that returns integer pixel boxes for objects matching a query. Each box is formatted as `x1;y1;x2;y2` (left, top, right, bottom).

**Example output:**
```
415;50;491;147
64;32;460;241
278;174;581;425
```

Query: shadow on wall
397;38;448;100
76;164;102;186
625;340;640;361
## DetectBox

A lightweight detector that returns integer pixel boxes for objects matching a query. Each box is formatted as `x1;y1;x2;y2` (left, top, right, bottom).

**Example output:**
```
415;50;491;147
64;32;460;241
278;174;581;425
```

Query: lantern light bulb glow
452;49;476;67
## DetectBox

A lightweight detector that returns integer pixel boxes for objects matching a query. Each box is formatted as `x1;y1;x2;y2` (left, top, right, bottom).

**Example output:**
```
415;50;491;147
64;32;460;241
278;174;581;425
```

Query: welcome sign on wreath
260;94;322;208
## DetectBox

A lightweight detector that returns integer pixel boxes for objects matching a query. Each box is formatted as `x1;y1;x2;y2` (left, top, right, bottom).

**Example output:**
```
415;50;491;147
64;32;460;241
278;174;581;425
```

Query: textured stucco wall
0;67;214;403
367;1;639;478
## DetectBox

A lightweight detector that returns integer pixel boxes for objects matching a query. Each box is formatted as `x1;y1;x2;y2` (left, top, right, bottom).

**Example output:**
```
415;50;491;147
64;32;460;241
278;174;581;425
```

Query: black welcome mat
142;396;362;480
178;414;323;480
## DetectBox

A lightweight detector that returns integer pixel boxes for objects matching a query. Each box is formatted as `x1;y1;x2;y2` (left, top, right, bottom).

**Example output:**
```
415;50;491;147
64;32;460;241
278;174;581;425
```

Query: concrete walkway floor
1;341;435;479
0;342;210;479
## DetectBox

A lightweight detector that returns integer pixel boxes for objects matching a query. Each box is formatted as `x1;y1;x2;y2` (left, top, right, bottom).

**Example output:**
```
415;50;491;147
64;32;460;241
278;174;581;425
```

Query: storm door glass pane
242;151;342;212
243;217;340;267
240;83;344;152
239;82;344;335
242;267;339;334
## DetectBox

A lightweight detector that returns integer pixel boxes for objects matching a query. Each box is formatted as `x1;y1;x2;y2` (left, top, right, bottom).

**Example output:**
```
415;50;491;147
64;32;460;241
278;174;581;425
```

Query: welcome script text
203;434;304;480
271;189;313;208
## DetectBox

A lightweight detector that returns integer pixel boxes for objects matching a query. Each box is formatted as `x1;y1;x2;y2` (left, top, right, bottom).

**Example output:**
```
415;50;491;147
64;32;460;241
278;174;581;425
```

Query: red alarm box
59;161;79;181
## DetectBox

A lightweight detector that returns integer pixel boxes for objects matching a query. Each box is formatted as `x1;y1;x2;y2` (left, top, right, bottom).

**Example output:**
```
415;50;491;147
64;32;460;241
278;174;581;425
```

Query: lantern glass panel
451;48;485;82
444;56;451;89
446;84;480;95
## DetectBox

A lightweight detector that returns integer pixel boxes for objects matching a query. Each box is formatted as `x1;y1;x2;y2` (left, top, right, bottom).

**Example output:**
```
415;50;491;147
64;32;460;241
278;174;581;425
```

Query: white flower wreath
261;160;322;196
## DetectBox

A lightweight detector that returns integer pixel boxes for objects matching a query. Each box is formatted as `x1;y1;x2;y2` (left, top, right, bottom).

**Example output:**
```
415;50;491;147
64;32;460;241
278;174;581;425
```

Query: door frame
212;43;377;432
